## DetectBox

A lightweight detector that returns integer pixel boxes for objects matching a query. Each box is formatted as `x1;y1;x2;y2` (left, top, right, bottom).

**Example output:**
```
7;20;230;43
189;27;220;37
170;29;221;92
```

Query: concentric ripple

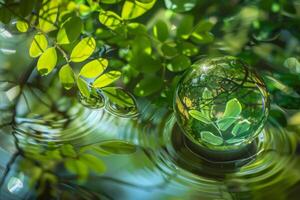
125;101;299;199
12;85;114;151
1;84;300;199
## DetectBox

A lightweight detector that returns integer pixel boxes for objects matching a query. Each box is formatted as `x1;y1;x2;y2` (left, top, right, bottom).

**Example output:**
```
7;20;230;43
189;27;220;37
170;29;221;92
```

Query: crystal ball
174;56;269;151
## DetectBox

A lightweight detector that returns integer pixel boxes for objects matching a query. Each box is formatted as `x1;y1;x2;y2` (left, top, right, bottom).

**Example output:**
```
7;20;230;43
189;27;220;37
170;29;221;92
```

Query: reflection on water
0;78;300;199
1;34;300;200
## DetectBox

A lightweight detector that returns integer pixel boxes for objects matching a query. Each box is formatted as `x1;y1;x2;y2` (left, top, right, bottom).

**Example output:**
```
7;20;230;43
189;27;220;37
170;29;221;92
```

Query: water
0;32;300;200
0;77;299;199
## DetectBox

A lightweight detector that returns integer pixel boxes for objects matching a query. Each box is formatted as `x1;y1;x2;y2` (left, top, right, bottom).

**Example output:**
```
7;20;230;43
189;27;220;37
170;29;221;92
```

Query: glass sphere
174;56;269;151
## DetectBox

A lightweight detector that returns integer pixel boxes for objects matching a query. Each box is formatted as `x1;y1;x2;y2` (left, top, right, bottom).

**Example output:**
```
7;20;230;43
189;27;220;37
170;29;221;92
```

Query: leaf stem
210;121;223;137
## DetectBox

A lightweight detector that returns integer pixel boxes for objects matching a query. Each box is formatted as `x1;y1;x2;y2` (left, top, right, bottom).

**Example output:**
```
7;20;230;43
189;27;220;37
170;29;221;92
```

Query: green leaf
136;0;154;3
130;53;162;73
191;20;214;44
193;20;214;32
153;20;169;42
102;87;136;107
64;159;88;181
29;33;48;58
57;16;83;44
92;71;121;88
167;54;191;72
202;87;212;100
161;43;178;57
122;0;157;19
201;88;213;119
284;57;300;73
177;15;194;39
132;36;152;55
102;87;137;116
19;0;35;17
164;0;198;12
59;64;75;90
99;140;137;154
60;144;77;158
101;0;122;4
226;138;244;144
189;110;211;124
77;77;90;98
99;10;122;30
79;58;108;78
232;120;251;136
200;131;223;145
217;98;242;131
178;41;199;57
80;154;106;173
0;7;12;24
222;98;242;118
70;37;96;62
134;76;163;96
16;20;29;32
217;117;238;131
37;0;58;32
37;47;57;76
191;32;214;44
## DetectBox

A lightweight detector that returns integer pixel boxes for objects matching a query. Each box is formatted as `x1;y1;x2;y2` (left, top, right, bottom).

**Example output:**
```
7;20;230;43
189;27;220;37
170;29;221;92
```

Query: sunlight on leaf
177;15;194;39
134;76;163;96
99;10;122;30
191;20;214;44
77;77;90;98
167;54;191;72
179;41;198;57
57;16;83;44
189;110;211;124
37;47;57;76
59;64;75;90
164;0;198;12
122;0;157;19
93;71;121;88
101;0;122;4
29;33;48;58
79;58;108;78
153;20;169;42
200;131;223;145
37;0;58;32
70;37;96;62
16;20;28;32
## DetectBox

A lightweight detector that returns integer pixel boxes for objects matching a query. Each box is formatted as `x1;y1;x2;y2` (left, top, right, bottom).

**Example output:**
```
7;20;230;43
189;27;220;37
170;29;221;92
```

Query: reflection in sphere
174;56;269;151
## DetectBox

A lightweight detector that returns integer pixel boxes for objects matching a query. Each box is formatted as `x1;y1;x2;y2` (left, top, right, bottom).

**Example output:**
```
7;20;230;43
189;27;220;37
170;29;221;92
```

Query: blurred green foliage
2;0;300;112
